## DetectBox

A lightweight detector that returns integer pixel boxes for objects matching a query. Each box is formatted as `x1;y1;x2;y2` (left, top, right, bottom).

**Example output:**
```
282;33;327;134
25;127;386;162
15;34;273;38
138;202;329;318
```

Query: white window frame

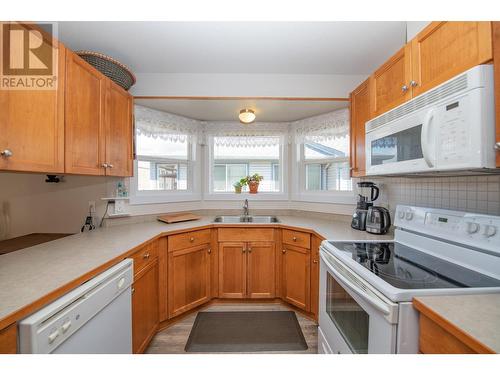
129;141;202;205
204;135;289;201
293;143;355;205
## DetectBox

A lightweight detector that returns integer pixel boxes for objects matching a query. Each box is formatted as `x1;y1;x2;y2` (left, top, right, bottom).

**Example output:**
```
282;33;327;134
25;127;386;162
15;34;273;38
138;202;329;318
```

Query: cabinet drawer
168;229;211;252
282;229;310;249
130;241;159;276
217;228;274;242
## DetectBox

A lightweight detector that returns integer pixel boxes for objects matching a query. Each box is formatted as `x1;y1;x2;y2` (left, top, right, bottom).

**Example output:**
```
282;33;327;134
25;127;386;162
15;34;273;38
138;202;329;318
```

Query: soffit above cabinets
134;98;348;122
54;22;406;75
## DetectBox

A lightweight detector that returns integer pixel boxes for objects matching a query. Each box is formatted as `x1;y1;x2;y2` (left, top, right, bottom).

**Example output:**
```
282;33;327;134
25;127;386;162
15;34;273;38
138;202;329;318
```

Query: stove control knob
483;225;497;238
466;222;480;234
405;211;413;220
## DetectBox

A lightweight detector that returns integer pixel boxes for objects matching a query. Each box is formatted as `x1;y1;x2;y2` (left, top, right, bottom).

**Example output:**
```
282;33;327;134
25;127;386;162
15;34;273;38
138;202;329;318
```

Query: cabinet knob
410;80;418;87
101;163;109;168
494;142;500;150
1;149;13;158
248;247;252;253
242;248;246;253
190;237;195;242
313;260;318;264
108;164;114;169
208;248;211;254
282;249;286;253
292;236;297;241
401;84;408;92
131;287;135;294
143;252;150;259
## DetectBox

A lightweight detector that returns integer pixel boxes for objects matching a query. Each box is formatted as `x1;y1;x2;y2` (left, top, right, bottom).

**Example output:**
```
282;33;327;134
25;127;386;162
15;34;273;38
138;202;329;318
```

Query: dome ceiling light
239;109;256;124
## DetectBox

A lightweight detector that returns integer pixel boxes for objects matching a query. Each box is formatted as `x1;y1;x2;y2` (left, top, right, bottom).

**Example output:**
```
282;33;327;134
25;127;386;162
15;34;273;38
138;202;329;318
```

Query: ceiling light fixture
239;109;256;124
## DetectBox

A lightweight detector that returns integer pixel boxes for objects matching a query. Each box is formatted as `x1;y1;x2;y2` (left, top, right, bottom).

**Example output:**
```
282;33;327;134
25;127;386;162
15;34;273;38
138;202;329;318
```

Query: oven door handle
320;251;397;321
421;109;435;167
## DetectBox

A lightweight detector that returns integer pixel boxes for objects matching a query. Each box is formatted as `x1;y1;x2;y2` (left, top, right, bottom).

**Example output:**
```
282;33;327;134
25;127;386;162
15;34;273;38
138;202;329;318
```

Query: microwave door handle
421;110;435;167
320;252;392;317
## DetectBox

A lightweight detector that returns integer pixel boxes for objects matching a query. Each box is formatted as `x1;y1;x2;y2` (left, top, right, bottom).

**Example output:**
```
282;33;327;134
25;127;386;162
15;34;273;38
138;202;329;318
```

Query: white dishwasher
19;259;133;354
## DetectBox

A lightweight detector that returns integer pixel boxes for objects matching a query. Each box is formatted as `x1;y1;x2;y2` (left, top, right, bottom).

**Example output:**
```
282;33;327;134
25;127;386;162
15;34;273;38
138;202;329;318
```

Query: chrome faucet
243;199;249;217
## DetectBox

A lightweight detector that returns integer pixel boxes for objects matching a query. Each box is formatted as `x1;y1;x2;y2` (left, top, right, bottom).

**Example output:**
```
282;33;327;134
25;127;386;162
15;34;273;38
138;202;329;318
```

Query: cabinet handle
313;260;318;264
0;149;13;158
143;252;150;259
410;80;418;87
282;249;286;253
190;237;195;242
292;236;297;242
131;287;135;294
208;248;211;254
401;85;408;93
101;163;109;168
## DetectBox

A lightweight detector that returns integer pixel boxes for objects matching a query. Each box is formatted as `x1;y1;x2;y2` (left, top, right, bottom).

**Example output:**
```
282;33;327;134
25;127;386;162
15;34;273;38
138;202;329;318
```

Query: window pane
137;160;188;191
304;137;349;160
306;161;352;191
136;134;188;160
212;136;281;193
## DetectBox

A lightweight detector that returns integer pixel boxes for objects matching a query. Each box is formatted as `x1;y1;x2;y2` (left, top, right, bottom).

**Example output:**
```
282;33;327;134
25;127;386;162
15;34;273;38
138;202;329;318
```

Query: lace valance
292;108;349;143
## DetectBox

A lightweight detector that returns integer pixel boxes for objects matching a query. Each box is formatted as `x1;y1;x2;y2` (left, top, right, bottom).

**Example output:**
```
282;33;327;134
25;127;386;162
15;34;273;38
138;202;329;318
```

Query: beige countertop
0;214;393;328
414;294;500;353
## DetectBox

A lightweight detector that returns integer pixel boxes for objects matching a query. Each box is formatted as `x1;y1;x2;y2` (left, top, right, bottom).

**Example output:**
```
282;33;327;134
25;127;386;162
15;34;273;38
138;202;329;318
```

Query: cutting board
157;213;202;224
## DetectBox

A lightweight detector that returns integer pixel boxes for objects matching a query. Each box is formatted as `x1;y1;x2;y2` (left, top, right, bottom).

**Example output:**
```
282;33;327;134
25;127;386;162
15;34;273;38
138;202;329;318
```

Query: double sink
213;215;280;223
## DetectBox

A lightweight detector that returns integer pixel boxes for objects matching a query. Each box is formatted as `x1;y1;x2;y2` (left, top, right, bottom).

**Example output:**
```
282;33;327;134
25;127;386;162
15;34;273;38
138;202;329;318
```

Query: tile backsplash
357;175;500;216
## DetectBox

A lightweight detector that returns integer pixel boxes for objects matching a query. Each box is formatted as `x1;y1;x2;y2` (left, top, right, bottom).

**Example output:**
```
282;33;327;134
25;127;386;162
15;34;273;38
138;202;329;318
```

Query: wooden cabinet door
132;259;159;353
65;50;106;175
411;22;492;97
349;78;371;177
104;81;133;177
282;244;310;311
247;241;275;299
370;44;412;117
0;25;65;173
218;242;247;298
168;244;211;318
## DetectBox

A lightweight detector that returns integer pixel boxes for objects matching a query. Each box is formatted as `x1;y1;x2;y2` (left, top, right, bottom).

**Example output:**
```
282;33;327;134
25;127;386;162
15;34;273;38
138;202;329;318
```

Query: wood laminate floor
146;303;318;354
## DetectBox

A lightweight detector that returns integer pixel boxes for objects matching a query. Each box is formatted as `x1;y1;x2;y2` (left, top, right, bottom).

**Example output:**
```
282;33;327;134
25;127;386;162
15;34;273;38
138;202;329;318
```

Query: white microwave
365;65;497;176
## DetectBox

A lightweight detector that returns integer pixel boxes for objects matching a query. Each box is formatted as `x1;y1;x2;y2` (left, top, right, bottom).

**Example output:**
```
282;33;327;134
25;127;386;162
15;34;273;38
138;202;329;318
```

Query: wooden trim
134;95;349;101
157;237;168;322
413;298;495;354
493;21;500;167
0;222;323;332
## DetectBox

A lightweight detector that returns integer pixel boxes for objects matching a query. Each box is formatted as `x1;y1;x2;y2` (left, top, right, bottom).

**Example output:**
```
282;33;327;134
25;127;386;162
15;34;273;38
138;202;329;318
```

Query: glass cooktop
328;241;500;290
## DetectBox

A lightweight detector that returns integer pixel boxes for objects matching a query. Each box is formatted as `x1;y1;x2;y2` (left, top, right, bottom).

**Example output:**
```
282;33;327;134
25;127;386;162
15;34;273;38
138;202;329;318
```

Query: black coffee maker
351;181;380;231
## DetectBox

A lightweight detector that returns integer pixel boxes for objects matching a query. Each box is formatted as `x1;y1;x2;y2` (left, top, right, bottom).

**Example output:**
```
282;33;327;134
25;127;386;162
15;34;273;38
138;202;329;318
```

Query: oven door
365;107;436;175
319;249;398;354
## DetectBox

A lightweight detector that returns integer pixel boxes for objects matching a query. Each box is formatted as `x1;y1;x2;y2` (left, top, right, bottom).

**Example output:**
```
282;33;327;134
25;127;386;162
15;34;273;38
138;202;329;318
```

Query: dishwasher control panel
18;259;133;354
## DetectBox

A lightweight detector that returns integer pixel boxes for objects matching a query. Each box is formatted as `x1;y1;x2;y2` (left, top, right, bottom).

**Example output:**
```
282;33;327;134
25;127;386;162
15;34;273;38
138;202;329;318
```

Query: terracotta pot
248;181;259;194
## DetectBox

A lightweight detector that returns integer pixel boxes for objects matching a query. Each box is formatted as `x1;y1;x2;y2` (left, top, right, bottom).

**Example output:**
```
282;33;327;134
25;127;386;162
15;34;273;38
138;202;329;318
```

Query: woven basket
76;51;136;91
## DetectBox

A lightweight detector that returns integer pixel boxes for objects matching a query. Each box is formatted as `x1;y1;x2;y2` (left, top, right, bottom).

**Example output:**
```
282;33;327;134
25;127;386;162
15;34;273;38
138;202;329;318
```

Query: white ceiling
135;98;348;122
55;22;406;75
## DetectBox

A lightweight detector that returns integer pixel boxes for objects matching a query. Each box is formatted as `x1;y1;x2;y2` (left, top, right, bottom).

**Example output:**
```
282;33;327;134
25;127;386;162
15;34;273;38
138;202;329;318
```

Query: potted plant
246;173;264;194
233;181;243;194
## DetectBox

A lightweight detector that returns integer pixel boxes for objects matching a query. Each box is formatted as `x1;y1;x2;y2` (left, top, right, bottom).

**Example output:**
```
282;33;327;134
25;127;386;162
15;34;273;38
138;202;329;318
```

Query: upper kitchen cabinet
65;50;134;177
0;24;65;173
104;80;133;177
65;50;106;175
411;22;492;97
349;78;371;177
370;44;412;117
492;21;500;167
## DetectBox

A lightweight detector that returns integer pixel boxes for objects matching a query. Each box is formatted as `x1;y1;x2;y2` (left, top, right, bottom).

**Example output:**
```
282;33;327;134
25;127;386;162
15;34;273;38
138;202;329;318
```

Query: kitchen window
207;135;285;197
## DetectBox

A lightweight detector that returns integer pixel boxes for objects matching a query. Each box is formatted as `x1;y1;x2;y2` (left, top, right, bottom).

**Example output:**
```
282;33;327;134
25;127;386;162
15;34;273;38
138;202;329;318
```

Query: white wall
130;73;366;98
406;21;431;41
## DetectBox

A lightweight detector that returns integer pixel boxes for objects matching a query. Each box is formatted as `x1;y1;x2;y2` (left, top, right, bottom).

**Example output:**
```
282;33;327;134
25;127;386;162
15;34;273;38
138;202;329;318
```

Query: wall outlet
88;201;96;214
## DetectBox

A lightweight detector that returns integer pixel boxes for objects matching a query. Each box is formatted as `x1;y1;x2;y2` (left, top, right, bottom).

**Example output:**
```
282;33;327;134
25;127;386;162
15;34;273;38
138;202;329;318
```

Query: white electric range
318;205;500;354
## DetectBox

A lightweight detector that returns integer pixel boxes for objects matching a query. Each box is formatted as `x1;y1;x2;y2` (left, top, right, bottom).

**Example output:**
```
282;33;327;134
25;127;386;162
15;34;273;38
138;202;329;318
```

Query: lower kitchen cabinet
0;324;17;354
132;259;159;354
281;244;311;311
168;244;211;318
218;241;276;299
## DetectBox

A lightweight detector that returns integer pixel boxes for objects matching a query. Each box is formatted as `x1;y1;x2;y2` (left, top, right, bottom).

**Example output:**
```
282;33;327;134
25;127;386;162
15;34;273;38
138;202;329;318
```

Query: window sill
129;192;202;205
204;192;289;201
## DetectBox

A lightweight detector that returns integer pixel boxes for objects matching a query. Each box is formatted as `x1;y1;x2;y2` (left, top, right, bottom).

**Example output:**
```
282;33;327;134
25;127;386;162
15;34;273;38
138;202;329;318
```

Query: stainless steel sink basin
213;215;279;223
